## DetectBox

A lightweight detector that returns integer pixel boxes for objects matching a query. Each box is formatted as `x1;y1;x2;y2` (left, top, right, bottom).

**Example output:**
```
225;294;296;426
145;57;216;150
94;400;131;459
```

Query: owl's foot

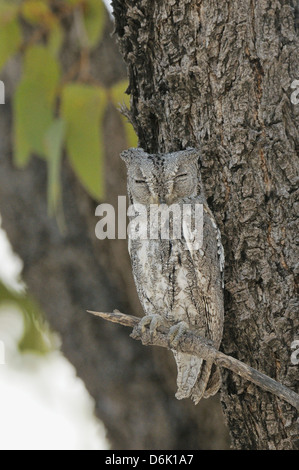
168;321;189;349
131;314;166;344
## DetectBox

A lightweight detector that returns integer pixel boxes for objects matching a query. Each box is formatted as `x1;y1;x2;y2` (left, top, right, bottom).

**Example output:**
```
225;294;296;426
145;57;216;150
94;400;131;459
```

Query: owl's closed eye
121;148;201;205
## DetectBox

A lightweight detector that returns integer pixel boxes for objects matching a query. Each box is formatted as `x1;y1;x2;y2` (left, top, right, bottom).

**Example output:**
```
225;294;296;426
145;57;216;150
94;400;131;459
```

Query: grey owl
121;147;224;403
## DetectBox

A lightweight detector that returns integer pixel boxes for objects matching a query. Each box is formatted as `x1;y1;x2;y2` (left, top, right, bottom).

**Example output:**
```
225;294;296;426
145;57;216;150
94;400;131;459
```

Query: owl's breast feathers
129;199;224;346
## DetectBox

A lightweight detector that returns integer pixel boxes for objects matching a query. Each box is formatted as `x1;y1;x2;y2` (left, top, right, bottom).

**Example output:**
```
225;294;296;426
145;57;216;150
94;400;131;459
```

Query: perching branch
87;310;299;411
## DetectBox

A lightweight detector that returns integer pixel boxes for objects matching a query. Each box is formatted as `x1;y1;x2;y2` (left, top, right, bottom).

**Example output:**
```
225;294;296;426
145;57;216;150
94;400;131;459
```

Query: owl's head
120;148;202;205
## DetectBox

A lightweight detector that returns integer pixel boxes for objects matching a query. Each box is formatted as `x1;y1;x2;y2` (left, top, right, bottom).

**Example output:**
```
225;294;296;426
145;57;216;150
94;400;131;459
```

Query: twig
87;310;299;411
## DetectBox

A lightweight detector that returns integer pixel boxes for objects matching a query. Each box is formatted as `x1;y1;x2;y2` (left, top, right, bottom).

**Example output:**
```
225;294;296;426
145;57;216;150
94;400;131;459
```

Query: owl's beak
151;195;171;205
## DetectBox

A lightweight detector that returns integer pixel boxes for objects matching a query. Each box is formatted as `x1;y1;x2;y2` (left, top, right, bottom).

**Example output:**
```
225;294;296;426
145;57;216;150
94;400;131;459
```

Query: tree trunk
112;0;299;450
0;11;229;449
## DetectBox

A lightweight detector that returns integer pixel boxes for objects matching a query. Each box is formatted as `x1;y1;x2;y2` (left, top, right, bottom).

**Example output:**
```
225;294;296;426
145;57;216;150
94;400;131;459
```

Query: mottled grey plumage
121;147;224;403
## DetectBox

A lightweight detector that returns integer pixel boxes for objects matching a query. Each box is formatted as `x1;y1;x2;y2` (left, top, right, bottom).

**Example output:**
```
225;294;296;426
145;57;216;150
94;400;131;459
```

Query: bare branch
87;310;299;411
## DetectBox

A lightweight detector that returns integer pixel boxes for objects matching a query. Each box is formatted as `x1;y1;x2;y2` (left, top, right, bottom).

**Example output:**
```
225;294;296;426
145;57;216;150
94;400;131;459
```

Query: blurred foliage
0;281;55;354
61;83;107;200
0;0;137;211
0;0;137;354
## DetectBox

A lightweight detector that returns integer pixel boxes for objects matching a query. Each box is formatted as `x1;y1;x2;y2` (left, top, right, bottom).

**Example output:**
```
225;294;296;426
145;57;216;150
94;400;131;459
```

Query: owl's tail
173;351;203;401
173;352;221;403
191;361;222;404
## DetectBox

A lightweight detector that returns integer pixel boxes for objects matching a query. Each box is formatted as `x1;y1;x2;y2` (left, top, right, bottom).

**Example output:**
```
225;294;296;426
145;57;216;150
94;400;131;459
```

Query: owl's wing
178;202;224;401
182;203;224;287
181;201;225;345
181;203;204;256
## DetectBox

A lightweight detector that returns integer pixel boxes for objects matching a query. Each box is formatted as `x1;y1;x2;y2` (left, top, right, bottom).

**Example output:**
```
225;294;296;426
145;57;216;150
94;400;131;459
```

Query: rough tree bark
112;0;299;450
0;11;229;449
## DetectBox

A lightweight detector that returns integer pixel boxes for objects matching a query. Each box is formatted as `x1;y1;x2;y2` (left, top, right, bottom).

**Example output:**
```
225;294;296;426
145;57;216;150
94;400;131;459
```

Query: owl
121;147;224;403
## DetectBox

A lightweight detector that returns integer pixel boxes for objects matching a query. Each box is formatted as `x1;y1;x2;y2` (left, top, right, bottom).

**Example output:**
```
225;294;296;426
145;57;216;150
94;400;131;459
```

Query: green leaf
21;0;56;27
61;84;107;200
65;0;83;5
83;0;106;48
110;80;130;108
110;80;138;148
47;22;64;57
0;2;22;72
44;118;66;218
13;45;60;167
0;281;54;355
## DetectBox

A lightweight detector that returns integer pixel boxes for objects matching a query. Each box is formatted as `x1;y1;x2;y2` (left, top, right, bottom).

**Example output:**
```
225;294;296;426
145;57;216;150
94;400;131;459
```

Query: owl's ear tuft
120;148;146;165
120;149;133;165
184;147;202;166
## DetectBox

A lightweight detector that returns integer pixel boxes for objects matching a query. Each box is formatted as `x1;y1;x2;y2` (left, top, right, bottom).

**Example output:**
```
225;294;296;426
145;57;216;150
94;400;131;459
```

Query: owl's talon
168;321;189;349
136;314;165;344
149;315;162;341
